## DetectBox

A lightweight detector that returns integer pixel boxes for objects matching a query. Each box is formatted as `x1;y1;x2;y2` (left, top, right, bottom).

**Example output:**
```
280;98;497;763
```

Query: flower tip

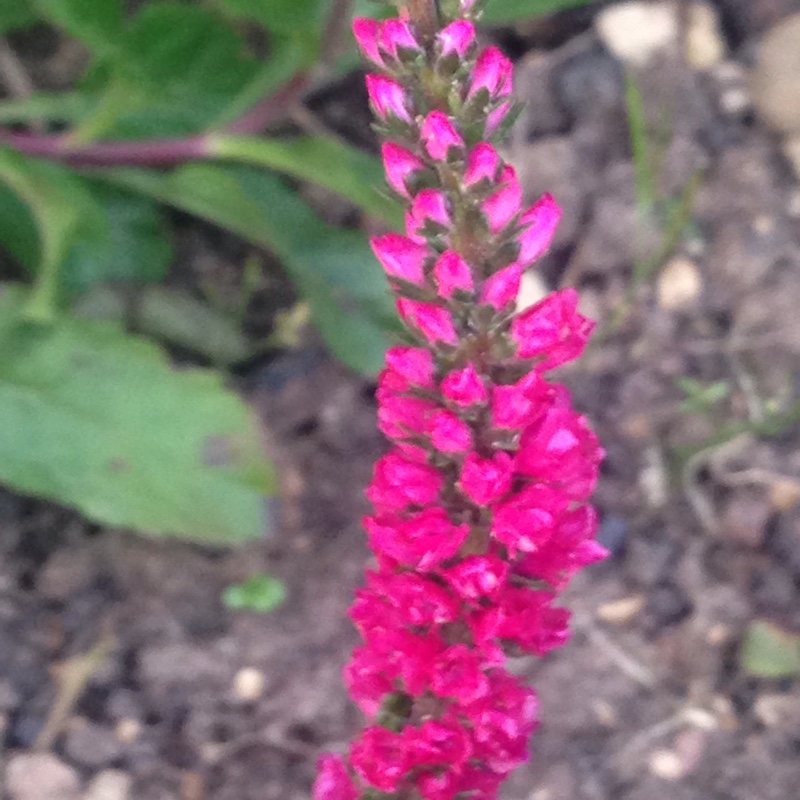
352;18;383;66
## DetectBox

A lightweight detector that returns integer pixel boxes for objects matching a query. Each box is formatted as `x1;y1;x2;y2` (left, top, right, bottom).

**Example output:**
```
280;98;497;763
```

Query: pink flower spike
407;189;452;242
480;263;521;310
367;450;444;513
440;364;488;407
510;288;595;369
382;142;426;199
481;164;522;233
438;20;475;60
352;18;383;67
463;142;502;187
445;555;509;602
313;754;358;800
379;18;422;61
518;193;562;265
430;409;473;452
420;111;465;162
458;451;514;506
350;726;410;793
434;250;474;298
365;74;413;125
468;46;514;100
397;298;459;345
371;233;428;286
385;345;436;388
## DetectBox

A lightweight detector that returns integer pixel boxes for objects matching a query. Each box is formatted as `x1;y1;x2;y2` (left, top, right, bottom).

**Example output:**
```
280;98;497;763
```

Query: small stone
6;753;81;800
84;770;132;800
597;595;645;624
657;257;703;310
686;2;726;69
770;477;800;511
115;718;141;744
673;728;708;775
596;1;679;67
233;667;265;702
648;748;685;780
64;720;125;768
753;693;800;730
751;13;800;133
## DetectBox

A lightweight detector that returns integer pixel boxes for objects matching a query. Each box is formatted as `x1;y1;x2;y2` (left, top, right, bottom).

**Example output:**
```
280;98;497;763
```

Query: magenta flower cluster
314;4;606;798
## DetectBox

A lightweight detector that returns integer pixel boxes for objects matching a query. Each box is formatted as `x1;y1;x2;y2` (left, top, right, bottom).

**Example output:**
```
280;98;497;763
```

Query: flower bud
371;233;428;286
352;18;384;68
433;250;474;298
480;262;521;310
420;111;465;162
481;165;522;233
366;74;413;125
406;189;452;242
517;193;561;265
382;143;427;199
397;298;459;345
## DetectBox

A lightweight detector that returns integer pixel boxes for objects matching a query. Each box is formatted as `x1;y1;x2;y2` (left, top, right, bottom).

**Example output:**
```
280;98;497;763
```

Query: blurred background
0;1;799;799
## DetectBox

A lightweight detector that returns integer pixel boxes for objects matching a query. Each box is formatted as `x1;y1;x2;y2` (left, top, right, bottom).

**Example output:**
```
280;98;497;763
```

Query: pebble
596;1;679;66
648;748;685;780
751;13;800;133
83;771;132;800
6;752;81;800
597;594;645;625
657;257;703;310
770;477;800;511
233;667;265;701
686;2;726;69
64;720;125;768
753;692;800;730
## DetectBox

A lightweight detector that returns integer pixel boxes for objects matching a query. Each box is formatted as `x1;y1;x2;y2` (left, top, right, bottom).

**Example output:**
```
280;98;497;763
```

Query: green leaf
103;164;396;375
210;34;313;129
0;284;277;543
32;0;123;56
0;148;99;321
741;620;800;679
224;573;286;612
0;0;38;34
213;0;326;35
0;152;171;298
74;285;253;366
78;2;259;139
61;180;172;294
482;0;593;25
208;134;403;229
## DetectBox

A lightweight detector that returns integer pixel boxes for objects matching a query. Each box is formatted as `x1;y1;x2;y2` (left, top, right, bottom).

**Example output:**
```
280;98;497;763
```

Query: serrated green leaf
0;284;276;543
741;620;800;679
32;0;123;55
482;0;593;25
0;0;38;34
224;573;286;612
103;164;396;375
208;134;403;229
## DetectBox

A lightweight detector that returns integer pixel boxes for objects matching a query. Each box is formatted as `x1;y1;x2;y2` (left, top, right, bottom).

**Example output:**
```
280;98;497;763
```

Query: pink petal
420;110;464;162
480;263;521;310
517;193;561;265
365;74;412;124
463;142;502;187
437;19;475;60
481;165;522;233
433;250;474;298
397;298;458;345
468;46;514;99
352;18;383;67
382;142;426;199
371;233;428;286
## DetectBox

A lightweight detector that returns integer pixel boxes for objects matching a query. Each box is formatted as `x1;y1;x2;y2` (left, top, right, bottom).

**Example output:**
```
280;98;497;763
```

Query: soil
2;2;800;800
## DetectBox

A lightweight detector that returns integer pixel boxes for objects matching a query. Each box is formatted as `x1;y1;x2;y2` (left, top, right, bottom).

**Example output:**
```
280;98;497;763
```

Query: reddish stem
0;71;309;168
